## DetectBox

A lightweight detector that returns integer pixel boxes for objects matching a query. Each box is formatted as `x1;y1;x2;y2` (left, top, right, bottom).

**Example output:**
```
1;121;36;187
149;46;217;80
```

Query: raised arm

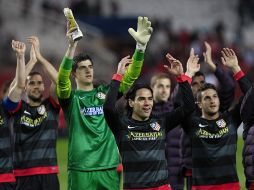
27;36;59;100
25;45;37;76
203;42;235;111
221;48;251;126
119;16;153;94
163;48;200;110
27;36;58;84
221;48;251;94
4;40;26;111
10;44;37;91
163;52;197;131
57;20;79;99
103;56;130;136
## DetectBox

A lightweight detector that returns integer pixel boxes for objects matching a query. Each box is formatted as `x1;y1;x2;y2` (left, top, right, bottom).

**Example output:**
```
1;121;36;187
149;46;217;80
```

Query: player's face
25;74;44;102
199;89;220;116
152;78;171;103
75;60;94;85
191;75;205;99
129;88;153;121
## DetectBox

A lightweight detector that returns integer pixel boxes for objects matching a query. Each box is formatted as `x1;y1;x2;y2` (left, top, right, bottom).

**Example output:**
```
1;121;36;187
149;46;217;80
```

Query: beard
28;94;43;103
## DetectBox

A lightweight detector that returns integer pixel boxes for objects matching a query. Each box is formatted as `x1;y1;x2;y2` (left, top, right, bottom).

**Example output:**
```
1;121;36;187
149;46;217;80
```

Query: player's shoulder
95;84;109;92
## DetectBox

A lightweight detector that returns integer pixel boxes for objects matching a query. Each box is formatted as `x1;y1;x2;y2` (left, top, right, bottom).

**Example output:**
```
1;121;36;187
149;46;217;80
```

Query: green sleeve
57;56;73;99
119;50;144;94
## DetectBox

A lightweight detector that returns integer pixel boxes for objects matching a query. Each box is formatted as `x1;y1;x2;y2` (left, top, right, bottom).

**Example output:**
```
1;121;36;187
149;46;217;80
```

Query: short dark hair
196;83;217;102
26;72;43;84
28;71;42;78
192;71;205;81
125;83;153;114
73;53;93;71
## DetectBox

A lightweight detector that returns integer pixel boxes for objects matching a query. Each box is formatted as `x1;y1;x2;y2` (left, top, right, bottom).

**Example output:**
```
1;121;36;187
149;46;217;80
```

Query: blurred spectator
110;0;119;17
237;0;254;27
70;0;91;16
21;0;33;18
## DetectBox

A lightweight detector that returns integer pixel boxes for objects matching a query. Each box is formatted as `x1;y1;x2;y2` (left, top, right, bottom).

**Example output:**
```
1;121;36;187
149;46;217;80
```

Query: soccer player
5;36;60;190
0;40;27;190
183;48;251;190
240;83;254;190
103;52;198;189
152;43;235;190
57;16;153;190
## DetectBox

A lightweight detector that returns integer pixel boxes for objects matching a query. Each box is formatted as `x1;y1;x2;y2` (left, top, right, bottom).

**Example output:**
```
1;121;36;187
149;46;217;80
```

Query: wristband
112;74;123;81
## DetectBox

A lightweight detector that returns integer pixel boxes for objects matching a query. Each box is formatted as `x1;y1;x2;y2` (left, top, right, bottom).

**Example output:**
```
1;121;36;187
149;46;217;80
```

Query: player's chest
193;118;236;140
17;105;49;129
122;121;166;142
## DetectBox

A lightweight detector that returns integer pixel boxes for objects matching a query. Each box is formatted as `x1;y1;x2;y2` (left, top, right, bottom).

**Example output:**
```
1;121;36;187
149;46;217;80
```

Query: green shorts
68;168;121;190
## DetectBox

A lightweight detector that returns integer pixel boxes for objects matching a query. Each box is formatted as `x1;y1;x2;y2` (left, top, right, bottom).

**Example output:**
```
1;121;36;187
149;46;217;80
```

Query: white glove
128;16;153;52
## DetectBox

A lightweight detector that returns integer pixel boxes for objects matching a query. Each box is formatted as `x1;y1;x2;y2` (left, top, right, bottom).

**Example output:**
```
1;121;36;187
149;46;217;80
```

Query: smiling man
183;48;252;190
5;36;61;190
103;52;198;189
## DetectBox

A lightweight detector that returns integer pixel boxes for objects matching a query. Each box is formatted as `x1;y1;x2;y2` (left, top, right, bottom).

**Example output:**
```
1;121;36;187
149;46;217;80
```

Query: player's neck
202;112;219;120
77;83;94;91
27;99;42;107
131;113;149;121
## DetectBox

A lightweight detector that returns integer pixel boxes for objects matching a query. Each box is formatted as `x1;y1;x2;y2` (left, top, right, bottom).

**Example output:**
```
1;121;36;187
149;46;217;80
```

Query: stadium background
1;0;254;189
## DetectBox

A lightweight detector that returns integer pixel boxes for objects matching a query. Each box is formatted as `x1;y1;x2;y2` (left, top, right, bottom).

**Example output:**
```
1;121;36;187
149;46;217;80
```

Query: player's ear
128;99;134;108
71;71;76;78
197;101;202;109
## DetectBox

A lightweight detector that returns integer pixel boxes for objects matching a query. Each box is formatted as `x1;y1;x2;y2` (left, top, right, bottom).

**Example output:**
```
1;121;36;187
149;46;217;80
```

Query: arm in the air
119;50;144;93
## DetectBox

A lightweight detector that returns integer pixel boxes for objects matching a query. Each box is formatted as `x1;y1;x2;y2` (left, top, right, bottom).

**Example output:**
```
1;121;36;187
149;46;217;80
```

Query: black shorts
15;174;59;190
0;182;15;190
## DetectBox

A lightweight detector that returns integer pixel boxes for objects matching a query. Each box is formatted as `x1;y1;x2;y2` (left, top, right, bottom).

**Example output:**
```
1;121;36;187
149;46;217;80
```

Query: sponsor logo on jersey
127;125;137;129
20;112;48;128
24;110;31;115
196;127;229;139
80;106;104;116
96;92;106;100
198;123;208;128
216;119;226;128
127;131;163;141
150;122;161;131
78;96;86;100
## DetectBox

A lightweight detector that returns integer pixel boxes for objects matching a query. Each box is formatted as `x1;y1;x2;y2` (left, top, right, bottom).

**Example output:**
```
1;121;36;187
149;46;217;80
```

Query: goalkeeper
57;14;153;190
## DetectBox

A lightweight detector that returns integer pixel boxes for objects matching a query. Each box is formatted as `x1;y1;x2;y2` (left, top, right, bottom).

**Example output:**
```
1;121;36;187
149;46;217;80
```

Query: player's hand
221;48;240;74
128;16;153;51
203;41;216;72
117;55;132;76
165;53;184;76
66;21;78;46
27;36;42;59
11;40;26;56
186;48;200;78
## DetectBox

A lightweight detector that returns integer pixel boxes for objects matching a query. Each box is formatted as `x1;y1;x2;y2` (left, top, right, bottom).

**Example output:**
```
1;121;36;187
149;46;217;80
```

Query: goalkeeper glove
128;16;153;52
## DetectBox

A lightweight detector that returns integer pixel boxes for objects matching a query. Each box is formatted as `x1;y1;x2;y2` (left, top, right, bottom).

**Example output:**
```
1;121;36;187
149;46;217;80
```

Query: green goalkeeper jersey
59;85;119;171
57;50;144;171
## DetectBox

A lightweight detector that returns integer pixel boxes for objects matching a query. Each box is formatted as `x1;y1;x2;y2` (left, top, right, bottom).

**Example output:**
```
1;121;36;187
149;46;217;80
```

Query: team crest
150;122;161;131
96;92;106;99
37;105;46;115
216;119;226;128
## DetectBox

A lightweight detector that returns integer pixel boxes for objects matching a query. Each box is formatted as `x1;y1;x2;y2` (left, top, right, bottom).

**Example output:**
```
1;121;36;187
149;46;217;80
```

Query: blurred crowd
1;0;254;97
